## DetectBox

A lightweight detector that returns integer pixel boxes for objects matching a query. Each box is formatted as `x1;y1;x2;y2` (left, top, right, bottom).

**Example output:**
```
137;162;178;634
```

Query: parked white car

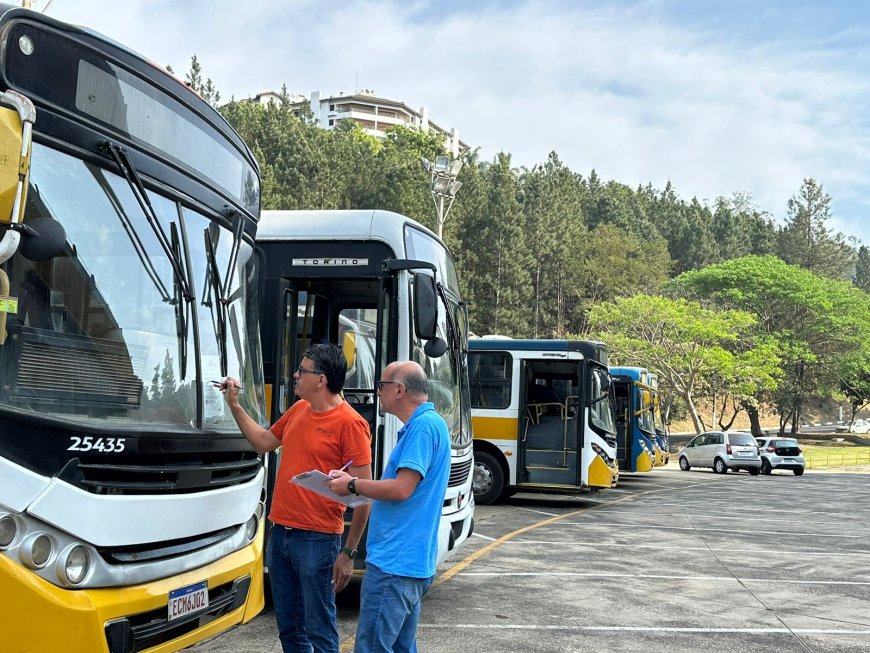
849;419;870;434
677;431;762;475
755;436;806;476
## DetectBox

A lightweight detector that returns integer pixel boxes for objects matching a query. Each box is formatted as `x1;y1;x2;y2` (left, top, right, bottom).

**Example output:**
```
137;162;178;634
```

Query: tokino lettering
291;258;369;267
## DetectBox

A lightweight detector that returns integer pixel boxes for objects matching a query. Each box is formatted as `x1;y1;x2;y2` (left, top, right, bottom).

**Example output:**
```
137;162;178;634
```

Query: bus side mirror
412;273;438;341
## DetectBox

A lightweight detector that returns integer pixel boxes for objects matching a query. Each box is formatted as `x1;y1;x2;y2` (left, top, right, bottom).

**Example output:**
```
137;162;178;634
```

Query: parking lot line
495;540;870;557
456;571;870;586
547;521;862;538
418;624;870;635
431;485;675;591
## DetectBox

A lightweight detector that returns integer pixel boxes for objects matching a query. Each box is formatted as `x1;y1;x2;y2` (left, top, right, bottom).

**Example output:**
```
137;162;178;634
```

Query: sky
37;0;870;246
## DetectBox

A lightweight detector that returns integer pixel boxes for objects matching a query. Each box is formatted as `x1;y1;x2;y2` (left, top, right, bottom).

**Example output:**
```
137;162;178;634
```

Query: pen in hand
211;379;244;390
329;460;353;477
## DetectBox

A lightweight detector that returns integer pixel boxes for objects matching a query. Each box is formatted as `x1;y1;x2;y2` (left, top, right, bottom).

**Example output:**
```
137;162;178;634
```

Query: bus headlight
57;545;90;585
0;514;17;549
245;515;258;542
20;533;53;569
591;442;614;464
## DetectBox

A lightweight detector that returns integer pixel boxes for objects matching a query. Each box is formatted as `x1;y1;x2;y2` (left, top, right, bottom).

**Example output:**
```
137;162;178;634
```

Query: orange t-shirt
268;399;372;534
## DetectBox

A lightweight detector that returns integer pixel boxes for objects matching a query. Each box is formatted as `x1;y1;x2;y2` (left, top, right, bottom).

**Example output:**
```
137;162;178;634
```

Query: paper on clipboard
291;470;372;508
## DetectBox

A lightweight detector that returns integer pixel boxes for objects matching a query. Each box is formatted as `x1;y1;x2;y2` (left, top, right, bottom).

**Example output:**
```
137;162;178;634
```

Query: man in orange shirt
220;344;372;653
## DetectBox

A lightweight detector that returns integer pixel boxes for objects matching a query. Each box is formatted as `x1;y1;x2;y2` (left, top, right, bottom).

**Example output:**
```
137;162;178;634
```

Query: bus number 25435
68;436;127;453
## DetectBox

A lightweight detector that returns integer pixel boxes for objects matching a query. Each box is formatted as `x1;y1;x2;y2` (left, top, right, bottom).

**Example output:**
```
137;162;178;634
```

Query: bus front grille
448;458;472;487
63;452;262;495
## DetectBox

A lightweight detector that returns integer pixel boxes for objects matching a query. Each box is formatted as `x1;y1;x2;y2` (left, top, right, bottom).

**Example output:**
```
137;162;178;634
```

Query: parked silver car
677;431;762;475
755;436;806;476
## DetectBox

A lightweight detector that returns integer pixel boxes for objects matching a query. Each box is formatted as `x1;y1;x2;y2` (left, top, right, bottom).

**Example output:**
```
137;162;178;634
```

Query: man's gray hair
400;367;428;396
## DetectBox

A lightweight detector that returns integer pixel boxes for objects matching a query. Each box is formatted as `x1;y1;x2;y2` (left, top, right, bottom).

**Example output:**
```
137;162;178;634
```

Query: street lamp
421;155;463;239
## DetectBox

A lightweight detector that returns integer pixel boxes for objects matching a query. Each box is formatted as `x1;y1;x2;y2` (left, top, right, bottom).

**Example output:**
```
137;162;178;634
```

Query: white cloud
42;0;870;244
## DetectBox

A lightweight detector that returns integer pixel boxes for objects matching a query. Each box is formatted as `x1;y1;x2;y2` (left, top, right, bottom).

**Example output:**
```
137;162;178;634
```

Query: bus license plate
168;580;208;622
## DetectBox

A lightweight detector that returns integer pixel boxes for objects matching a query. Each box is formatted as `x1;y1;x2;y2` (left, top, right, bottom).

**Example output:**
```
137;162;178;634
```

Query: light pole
421;155;462;240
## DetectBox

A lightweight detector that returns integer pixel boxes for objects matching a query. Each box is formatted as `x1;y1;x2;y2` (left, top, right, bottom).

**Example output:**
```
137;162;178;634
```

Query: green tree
361;125;446;227
520;152;585;337
458;152;531;336
587;294;767;433
181;54;221;107
672;255;870;433
777;178;855;279
838;348;870;424
567;223;671;334
854;246;870;293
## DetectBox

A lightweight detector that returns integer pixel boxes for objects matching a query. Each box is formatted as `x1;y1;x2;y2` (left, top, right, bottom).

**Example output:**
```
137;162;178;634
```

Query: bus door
271;272;395;473
612;379;631;471
517;359;582;489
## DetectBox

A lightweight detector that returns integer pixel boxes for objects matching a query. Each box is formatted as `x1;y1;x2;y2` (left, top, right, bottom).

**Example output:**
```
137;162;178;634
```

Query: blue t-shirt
365;402;451;578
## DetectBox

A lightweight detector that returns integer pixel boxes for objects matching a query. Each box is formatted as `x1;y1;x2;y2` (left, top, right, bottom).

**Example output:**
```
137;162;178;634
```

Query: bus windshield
0;142;263;430
590;366;616;434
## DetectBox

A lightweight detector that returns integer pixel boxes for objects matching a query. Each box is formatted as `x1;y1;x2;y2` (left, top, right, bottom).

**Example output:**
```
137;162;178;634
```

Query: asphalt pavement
188;462;870;653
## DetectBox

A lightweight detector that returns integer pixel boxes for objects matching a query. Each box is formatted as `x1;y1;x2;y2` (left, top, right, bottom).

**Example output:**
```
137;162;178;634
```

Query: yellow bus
0;7;266;651
469;339;619;504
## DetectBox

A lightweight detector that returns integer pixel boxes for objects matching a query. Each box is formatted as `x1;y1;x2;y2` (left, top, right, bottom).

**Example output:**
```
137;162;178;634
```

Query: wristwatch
341;546;358;559
347;477;359;496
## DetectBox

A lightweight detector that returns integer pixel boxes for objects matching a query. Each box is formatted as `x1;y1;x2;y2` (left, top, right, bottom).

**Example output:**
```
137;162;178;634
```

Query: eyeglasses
376;380;402;390
296;365;322;376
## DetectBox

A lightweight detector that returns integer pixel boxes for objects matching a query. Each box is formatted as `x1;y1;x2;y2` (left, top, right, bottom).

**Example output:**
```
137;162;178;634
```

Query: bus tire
473;451;505;505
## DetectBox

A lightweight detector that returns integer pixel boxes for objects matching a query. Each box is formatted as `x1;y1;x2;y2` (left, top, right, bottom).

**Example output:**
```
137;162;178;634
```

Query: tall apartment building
248;89;466;156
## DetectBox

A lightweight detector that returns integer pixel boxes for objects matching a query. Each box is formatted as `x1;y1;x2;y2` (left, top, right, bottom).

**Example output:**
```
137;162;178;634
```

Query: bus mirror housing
0;92;35;270
0;92;34;227
412;273;438;341
424;336;447;358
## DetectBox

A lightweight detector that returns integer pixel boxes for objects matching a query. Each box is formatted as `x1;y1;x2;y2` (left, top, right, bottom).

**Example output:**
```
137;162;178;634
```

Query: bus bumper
0;531;264;653
437;489;475;566
588;455;619;489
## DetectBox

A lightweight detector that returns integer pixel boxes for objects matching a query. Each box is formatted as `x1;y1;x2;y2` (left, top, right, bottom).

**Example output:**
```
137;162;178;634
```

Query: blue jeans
354;564;434;653
267;525;341;653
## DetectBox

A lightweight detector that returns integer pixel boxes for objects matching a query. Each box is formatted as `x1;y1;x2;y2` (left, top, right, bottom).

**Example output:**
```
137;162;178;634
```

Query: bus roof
469;338;607;361
610;366;650;383
257;210;440;244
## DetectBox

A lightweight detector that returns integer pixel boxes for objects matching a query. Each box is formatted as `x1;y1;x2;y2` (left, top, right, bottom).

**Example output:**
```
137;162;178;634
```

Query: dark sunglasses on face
297;365;321;376
376;380;401;390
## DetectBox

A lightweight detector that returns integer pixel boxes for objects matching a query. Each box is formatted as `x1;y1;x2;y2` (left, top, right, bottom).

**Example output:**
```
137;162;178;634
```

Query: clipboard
291;470;372;508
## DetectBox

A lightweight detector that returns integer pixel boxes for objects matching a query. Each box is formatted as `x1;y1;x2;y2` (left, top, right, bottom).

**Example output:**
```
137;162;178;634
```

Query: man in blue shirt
327;360;450;653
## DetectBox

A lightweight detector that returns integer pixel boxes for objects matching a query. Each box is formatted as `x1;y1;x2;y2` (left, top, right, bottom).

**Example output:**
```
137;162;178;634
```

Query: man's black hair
304;343;347;394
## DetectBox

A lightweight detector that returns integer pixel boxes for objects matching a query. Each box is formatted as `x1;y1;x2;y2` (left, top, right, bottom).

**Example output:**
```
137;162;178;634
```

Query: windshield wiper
204;227;228;375
170;222;190;378
102;141;193;302
222;211;244;302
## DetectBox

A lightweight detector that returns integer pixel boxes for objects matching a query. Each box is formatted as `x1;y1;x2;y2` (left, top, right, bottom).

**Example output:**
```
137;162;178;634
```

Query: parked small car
848;419;870;434
755;436;806;475
677;431;761;475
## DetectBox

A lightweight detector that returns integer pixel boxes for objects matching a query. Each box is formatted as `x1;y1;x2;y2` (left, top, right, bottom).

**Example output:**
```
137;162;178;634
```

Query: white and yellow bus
0;7;267;651
468;339;619;504
256;209;475;566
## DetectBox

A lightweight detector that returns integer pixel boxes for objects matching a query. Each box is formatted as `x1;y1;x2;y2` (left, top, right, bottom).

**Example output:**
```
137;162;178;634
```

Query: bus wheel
473;451;504;505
